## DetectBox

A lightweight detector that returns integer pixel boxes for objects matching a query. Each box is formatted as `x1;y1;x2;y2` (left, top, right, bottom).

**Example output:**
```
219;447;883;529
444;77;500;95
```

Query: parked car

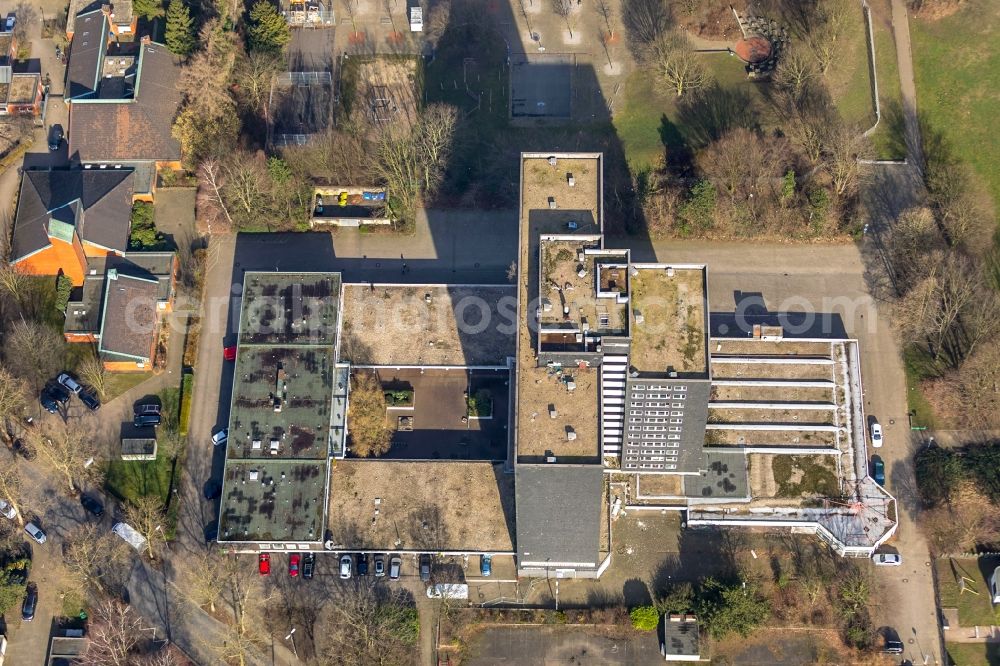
870;422;883;448
872;552;902;567
133;403;161;428
389;555;401;580
79;391;101;412
480;554;492;577
871;456;886;486
39;391;59;414
80;494;104;518
302;553;315;580
339;554;352;579
57;373;82;395
357;553;368;576
24;522;47;544
47;125;63;151
289;554;300;578
0;499;16;520
49;384;70;405
419;554;431;582
21;583;37;621
258;553;271;575
373;554;385;577
5;15;16;32
223;345;237;362
211;429;228;446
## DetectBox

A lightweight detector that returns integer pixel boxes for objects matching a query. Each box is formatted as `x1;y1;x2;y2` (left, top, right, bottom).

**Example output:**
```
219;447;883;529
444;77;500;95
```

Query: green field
106;454;175;506
911;4;1000;210
946;642;1000;666
935;557;1000;628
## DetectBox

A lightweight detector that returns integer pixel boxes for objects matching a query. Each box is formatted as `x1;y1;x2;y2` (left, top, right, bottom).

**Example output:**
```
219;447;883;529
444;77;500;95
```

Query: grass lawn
828;0;877;131
903;346;938;429
60;587;88;618
911;4;1000;211
105;453;175;505
935;557;1000;627
868;8;905;159
946;642;1000;666
772;455;839;498
104;371;153;402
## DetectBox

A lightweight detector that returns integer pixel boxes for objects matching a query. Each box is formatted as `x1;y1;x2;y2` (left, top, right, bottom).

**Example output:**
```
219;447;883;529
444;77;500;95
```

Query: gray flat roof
662;614;701;657
622;378;711;474
219;460;328;542
240;272;340;346
514;464;604;567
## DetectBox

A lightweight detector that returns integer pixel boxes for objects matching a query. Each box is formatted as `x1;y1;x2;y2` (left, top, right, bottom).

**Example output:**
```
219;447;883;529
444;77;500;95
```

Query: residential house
97;268;162;370
0;31;44;116
64;251;177;343
66;34;183;199
65;8;112;101
9;168;135;285
66;0;136;39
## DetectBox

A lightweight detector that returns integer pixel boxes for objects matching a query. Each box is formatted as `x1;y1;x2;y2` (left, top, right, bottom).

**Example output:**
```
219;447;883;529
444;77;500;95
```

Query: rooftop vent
546;455;558;463
548;197;556;209
666;266;675;277
548;156;557;166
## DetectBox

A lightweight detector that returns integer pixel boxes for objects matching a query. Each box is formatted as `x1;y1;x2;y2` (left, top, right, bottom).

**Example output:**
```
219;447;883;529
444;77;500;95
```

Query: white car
57;373;82;395
872;552;901;566
870;422;883;448
24;522;47;544
339;554;352;579
211;429;228;446
0;499;15;520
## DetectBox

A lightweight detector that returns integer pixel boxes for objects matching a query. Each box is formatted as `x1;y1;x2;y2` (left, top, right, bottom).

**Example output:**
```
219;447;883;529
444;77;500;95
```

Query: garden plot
707;428;838;448
710;362;834;382
707;407;836;427
710;385;834;403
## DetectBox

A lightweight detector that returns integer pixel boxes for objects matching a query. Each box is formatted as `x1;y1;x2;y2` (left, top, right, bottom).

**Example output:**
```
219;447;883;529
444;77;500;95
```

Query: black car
22;582;38;621
302;553;315;580
80;494;104;518
133;404;161;427
47;126;63;151
419;554;431;582
79;391;101;412
39;391;59;414
357;553;369;576
49;384;70;405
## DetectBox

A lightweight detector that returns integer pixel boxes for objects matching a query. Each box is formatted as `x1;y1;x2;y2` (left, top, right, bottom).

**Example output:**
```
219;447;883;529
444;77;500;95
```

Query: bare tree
772;47;818;102
12;1;36;46
315;584;418;666
0;462;25;526
196;158;235;233
77;352;108;399
621;0;671;57
29;420;100;492
551;0;575;38
415;104;458;194
921;481;1000;554
63;522;134;596
883;207;945;292
234;51;279;115
341;0;358;33
652;32;708;97
124;495;167;560
0;262;29;307
204;555;271;666
0;364;28;443
81;598;144;666
822;123;871;199
805;0;851;75
425;0;451;48
178;550;228;612
3;320;64;392
596;0;615;37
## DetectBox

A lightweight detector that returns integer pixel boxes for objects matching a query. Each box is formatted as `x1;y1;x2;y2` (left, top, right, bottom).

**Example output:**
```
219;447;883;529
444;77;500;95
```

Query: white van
112;522;148;551
991;565;1000;604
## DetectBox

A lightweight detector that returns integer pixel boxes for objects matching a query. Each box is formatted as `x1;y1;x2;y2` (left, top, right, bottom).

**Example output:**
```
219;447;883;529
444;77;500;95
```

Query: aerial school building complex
217;153;897;575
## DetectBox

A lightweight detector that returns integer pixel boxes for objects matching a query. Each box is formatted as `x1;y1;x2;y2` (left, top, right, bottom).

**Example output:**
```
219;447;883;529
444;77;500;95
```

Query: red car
258;553;271;575
224;345;237;362
289;553;300;577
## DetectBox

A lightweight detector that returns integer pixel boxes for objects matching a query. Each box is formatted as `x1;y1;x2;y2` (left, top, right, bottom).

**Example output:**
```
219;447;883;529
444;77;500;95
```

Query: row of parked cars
40;373;101;414
257;552;495;582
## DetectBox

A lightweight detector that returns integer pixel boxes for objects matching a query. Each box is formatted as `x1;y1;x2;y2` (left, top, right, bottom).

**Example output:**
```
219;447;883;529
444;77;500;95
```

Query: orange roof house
9;169;135;286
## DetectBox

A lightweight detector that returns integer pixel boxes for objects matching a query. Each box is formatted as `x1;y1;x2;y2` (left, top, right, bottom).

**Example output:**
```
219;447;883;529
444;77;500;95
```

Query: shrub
178;372;194;437
629;605;660;631
383;389;414;407
55;273;73;313
128;202;165;250
467;390;492;417
348;372;393;457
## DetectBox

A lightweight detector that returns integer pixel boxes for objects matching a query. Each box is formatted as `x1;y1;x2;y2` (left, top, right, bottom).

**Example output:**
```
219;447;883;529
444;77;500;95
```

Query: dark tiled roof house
98;269;161;370
9;168;135;286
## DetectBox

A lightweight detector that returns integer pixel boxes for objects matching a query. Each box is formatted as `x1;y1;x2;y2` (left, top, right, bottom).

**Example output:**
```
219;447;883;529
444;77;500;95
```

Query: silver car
339;554;352;579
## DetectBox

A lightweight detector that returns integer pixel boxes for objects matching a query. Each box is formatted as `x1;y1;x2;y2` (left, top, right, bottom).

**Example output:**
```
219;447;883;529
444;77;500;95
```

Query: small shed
121;436;157;461
660;613;701;662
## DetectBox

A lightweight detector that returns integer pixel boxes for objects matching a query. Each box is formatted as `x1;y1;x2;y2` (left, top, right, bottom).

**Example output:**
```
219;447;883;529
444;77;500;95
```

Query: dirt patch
711;362;834;381
349;56;420;130
328;460;514;551
712;339;834;357
708;407;835;426
710;385;834;403
707;428;838;447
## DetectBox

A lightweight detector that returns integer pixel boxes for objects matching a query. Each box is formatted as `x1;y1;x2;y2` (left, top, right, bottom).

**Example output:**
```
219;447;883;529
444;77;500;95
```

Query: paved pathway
890;0;923;169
